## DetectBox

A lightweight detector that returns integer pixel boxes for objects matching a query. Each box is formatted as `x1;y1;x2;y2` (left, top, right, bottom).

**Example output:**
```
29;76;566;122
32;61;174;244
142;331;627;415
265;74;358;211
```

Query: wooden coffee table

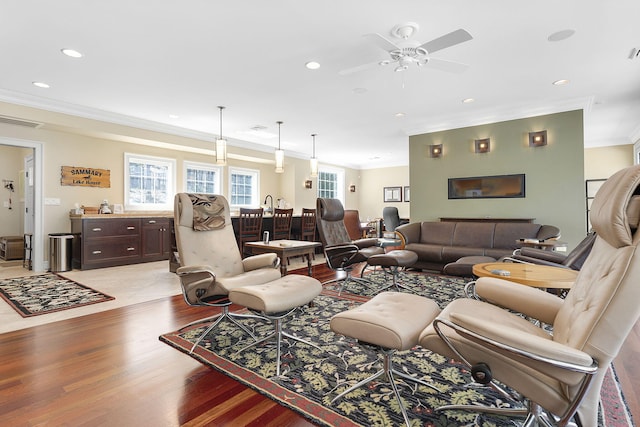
472;262;578;289
244;240;321;276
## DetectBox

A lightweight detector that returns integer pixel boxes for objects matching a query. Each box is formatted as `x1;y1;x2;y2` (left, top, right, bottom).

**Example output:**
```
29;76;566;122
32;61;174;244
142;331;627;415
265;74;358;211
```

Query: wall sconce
429;144;443;158
474;138;490;153
529;130;547;147
304;180;313;189
349;184;356;192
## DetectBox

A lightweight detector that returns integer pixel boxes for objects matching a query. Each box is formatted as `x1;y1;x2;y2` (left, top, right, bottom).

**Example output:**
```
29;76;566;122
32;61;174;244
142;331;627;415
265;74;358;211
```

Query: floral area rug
0;273;115;317
160;271;633;427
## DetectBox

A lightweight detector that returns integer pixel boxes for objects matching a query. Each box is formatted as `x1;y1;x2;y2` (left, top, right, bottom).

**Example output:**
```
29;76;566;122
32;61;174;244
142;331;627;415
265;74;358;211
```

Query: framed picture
383;186;402;202
403;186;410;202
113;203;124;214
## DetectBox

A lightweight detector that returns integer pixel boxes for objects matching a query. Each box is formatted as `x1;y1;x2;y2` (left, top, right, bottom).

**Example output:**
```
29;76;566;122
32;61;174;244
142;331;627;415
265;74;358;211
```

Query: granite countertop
69;211;173;219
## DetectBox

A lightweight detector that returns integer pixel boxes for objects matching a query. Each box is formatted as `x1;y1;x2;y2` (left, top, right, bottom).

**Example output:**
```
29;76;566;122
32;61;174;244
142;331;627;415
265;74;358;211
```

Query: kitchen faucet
263;194;273;215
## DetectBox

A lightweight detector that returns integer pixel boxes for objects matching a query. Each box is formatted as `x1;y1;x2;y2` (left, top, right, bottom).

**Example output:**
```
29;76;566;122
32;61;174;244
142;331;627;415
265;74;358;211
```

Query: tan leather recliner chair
419;165;640;427
174;193;282;352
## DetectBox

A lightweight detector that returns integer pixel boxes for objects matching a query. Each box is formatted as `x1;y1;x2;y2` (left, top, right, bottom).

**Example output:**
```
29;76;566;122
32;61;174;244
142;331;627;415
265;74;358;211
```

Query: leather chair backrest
562;231;597;270
316;198;352;246
343;209;363;240
174;193;245;278
552;165;640;422
383;206;401;231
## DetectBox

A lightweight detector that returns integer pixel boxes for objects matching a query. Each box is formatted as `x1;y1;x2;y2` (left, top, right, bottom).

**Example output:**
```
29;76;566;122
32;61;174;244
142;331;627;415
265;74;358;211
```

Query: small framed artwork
383;186;402;202
403;186;410;202
113;203;124;214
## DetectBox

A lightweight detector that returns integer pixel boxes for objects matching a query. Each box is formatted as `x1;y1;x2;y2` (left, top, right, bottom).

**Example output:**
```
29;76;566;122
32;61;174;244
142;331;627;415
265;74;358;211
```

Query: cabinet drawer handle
127;247;136;251
92;228;102;232
92;250;102;255
127;226;136;230
148;220;157;224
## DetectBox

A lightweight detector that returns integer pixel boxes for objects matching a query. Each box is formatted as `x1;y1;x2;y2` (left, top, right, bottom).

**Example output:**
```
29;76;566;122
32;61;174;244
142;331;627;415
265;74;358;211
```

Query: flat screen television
448;174;525;199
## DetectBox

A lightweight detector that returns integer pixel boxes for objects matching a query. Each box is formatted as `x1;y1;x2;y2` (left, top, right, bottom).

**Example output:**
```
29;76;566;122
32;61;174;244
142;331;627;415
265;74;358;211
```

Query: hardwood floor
0;264;638;426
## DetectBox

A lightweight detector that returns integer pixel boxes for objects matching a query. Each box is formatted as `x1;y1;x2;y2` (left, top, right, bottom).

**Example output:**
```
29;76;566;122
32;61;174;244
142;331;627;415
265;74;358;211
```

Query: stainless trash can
49;233;73;272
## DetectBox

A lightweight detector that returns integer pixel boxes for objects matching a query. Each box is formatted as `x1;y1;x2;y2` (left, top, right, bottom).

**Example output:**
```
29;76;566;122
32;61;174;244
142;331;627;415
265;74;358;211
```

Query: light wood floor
0;264;637;426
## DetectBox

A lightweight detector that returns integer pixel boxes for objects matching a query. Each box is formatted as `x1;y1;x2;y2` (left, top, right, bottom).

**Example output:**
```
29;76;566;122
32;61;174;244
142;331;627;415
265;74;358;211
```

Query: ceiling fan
339;22;473;75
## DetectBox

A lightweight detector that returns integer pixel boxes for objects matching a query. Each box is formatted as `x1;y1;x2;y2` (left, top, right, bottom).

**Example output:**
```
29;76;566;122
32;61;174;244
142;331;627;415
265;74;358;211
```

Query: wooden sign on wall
61;166;111;188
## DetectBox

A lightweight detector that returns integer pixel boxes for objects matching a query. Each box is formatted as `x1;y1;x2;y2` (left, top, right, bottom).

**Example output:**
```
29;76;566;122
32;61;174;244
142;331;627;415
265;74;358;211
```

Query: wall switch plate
3;201;8;208
44;198;61;206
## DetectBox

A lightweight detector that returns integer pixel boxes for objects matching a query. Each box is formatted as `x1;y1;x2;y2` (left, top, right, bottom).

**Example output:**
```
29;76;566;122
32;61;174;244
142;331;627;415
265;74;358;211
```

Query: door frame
0;137;44;272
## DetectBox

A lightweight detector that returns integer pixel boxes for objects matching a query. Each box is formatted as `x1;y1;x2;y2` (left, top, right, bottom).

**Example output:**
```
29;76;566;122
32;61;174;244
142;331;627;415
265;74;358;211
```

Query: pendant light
215;106;227;165
309;133;318;177
275;121;284;173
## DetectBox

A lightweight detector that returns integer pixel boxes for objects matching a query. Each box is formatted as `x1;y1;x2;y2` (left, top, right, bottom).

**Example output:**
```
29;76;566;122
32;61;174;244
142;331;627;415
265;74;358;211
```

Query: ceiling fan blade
338;60;381;76
423;57;470;73
419;28;473;54
364;33;402;52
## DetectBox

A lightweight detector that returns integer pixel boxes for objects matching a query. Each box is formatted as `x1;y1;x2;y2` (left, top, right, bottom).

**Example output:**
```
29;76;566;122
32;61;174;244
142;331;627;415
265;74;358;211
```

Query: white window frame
317;165;345;204
183;160;222;194
124;152;176;211
229;166;260;209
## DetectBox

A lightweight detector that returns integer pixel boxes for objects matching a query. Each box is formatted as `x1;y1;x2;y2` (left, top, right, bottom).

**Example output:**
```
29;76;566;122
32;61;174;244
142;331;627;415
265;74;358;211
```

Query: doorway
0;138;43;272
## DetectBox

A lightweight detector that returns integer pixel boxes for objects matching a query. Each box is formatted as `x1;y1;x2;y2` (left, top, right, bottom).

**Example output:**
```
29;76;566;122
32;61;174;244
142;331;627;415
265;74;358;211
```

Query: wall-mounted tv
448;174;525;199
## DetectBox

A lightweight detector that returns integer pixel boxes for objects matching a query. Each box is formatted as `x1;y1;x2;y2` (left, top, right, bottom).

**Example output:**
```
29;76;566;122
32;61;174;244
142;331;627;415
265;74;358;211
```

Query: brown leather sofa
395;221;560;272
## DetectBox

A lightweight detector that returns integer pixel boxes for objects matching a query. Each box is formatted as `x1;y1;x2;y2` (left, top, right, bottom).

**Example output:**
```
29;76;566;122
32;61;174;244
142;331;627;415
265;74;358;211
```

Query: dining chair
272;208;293;240
238;207;263;257
300;207;317;260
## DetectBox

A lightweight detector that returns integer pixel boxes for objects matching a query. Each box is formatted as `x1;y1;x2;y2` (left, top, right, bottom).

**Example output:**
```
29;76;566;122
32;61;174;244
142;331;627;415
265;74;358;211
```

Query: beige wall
408;110;586;249
0;102;360;267
584;145;633;180
358;166;409;221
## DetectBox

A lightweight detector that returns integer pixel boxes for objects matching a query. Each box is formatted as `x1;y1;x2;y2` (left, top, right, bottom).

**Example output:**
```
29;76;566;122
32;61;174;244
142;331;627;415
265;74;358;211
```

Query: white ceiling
1;0;640;169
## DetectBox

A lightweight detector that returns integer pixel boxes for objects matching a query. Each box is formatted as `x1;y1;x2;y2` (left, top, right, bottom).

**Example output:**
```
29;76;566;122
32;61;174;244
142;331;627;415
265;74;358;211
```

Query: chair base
235;309;323;377
371;265;414;292
322;267;373;295
179;306;264;354
331;348;439;427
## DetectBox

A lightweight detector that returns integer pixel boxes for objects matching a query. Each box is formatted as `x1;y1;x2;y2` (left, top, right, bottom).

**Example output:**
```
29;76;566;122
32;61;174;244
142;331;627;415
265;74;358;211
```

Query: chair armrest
475;277;564;325
395;222;420;244
176;265;216;278
444;313;595;369
242;253;279;272
324;243;360;269
353;237;379;248
510;255;569;268
519;247;568;263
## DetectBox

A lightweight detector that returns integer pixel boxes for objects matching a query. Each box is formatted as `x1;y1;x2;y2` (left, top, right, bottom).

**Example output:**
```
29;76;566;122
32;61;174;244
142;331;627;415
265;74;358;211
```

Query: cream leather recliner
174;193;282;352
419;165;640;427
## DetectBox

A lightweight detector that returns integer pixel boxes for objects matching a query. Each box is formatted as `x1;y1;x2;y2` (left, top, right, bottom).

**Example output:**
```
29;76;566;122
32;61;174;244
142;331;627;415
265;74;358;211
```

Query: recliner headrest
317;198;345;221
590;165;640;248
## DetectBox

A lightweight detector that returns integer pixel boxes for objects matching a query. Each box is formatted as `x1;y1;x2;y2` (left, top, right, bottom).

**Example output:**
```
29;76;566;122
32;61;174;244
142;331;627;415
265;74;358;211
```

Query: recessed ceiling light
462;98;475;104
395;112;405;118
305;61;320;70
553;79;570;86
168;114;179;119
548;29;575;42
32;81;50;88
61;48;83;58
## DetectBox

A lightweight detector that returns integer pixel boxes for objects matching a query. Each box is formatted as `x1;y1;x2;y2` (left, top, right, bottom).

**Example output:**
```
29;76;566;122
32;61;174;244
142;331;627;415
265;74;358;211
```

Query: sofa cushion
420;222;455;245
452;223;495;248
442;246;486;263
493;223;542;250
405;243;444;263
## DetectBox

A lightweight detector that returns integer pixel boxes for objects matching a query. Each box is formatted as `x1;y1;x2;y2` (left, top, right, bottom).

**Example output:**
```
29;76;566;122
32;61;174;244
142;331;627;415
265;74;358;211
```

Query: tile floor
0;254;325;334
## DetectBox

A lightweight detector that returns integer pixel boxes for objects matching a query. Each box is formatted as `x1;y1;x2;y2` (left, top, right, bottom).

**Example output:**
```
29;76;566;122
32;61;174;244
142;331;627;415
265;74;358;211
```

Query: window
229;167;260;208
318;166;345;203
184;161;222;194
124;153;176;211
